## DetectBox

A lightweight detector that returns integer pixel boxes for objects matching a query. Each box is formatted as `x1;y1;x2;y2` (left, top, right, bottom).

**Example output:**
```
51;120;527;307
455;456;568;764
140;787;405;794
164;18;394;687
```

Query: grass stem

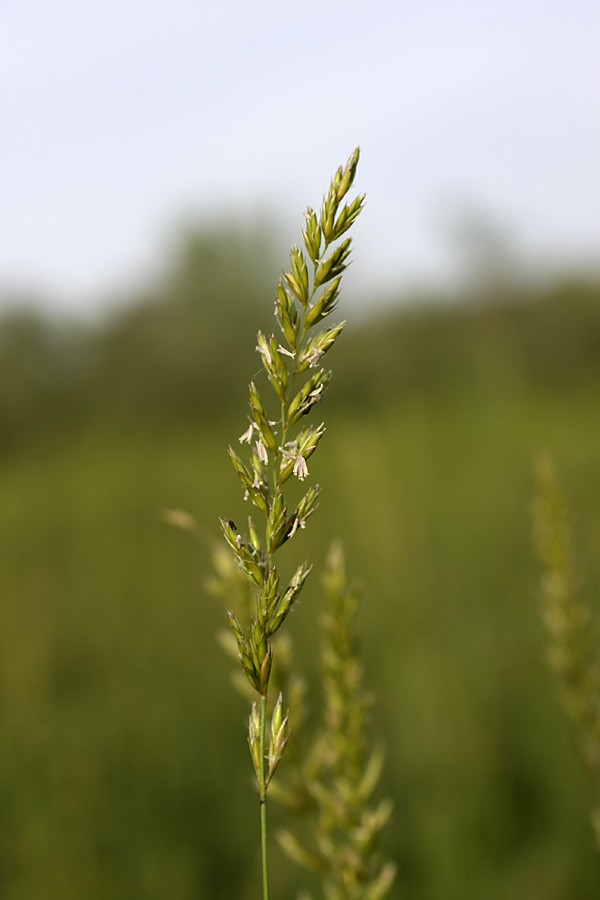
259;693;270;900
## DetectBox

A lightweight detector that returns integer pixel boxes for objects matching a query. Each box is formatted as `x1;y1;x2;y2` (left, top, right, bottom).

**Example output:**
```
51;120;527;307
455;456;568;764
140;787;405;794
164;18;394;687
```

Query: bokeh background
2;1;600;898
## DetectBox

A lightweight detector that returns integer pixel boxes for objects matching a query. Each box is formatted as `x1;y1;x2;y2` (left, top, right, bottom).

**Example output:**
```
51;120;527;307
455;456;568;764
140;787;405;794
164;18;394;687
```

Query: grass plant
275;540;396;900
171;150;368;898
177;517;397;899
221;148;363;899
533;456;600;850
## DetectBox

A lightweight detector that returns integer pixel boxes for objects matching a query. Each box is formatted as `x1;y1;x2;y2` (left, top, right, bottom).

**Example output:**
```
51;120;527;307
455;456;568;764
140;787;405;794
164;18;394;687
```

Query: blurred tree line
1;223;598;450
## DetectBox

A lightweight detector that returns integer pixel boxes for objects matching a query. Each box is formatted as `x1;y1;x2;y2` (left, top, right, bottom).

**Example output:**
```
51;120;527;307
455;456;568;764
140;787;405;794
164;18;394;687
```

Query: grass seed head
275;279;300;350
533;455;600;852
302;207;322;263
297;321;346;374
213;152;366;894
284;245;310;307
335;147;360;202
313;238;352;289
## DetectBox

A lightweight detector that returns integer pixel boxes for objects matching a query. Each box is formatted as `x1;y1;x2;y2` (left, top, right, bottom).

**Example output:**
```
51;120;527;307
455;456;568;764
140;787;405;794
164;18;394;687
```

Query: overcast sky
3;0;599;311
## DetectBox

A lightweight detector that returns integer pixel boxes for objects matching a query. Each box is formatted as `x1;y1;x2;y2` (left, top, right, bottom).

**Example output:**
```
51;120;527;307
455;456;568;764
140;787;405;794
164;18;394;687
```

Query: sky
3;0;599;311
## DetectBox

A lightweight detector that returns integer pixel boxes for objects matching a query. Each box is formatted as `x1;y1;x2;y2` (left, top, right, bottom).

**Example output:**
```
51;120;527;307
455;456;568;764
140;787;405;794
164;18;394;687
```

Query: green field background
0;227;599;898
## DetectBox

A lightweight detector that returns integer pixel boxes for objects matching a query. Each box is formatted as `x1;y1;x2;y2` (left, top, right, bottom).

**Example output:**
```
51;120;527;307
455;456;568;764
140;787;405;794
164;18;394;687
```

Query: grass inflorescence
275;540;396;900
533;455;600;850
218;149;366;898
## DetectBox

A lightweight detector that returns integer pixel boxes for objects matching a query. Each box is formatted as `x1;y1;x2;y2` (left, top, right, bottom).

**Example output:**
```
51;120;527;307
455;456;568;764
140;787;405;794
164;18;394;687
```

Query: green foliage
0;204;600;896
1;247;599;448
332;276;600;413
88;223;279;422
0;309;86;445
1;385;600;896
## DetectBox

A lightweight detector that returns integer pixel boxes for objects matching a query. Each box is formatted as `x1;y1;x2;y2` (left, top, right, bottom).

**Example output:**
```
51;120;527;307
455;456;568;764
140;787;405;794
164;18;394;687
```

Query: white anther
293;456;309;481
256;440;268;465
239;423;254;443
278;345;295;358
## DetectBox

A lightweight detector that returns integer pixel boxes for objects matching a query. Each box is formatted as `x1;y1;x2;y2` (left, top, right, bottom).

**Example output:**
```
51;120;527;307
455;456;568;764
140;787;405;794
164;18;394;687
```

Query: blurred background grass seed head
2;1;600;897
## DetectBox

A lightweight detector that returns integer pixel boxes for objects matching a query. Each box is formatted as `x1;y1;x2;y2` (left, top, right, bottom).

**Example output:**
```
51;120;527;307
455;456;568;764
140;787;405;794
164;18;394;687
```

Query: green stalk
259;694;270;900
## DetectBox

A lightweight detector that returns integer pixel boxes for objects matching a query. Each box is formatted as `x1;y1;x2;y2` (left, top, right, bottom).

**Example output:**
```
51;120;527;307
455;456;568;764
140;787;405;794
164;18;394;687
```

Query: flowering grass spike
533;456;600;851
218;149;364;900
